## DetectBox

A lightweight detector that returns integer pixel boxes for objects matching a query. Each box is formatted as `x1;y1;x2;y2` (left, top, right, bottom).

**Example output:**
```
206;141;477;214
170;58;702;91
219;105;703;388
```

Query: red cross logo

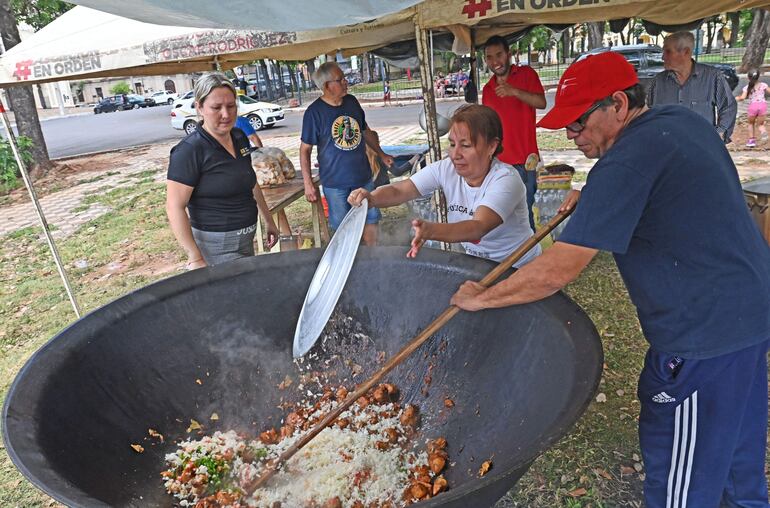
13;60;33;81
462;0;492;19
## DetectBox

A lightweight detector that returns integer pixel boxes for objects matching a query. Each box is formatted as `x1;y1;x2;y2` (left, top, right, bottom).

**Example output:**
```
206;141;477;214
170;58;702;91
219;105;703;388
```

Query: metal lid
292;199;367;358
743;177;770;195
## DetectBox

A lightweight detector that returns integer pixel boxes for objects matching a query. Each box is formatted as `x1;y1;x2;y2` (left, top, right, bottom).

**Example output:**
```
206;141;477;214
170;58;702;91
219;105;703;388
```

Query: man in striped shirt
647;31;737;143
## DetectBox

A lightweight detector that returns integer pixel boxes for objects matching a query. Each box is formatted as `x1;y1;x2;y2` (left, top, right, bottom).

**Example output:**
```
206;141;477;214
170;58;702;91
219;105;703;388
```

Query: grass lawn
537;130;575;151
402;131;575;153
0;165;767;507
349;81;423;95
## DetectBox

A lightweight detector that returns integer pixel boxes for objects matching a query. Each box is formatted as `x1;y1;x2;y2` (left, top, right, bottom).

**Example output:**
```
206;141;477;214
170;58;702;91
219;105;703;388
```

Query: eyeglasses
565;100;608;133
326;77;348;85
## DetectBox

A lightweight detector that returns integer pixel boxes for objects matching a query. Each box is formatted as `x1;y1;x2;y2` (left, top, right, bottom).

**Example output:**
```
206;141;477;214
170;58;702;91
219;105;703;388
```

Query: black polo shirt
167;124;257;232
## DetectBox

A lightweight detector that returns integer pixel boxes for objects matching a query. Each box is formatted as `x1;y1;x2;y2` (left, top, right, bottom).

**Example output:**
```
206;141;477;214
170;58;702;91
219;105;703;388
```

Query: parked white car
146;90;178;106
171;90;194;108
170;95;284;134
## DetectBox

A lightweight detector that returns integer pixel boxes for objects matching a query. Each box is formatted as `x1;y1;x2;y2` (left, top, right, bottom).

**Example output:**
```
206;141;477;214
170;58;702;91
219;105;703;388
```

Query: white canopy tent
68;0;770;38
65;0;422;31
0;6;416;87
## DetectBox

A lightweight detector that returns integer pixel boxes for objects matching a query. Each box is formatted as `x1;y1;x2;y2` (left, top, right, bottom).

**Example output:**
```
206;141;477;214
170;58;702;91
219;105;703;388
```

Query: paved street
32;99;472;158
17;90;560;159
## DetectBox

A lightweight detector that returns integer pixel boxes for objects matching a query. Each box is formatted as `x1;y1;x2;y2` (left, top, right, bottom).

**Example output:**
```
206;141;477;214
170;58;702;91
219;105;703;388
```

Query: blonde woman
166;72;278;269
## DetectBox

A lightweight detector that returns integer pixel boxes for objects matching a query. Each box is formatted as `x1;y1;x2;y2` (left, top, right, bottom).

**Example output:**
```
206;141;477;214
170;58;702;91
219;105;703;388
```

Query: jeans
513;164;536;231
323;180;381;231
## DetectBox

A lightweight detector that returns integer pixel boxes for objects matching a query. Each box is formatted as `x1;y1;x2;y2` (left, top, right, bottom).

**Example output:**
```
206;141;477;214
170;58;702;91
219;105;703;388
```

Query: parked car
578;45;740;91
237;95;285;130
93;94;148;113
172;90;194;108
127;94;155;108
93;96;121;114
170;96;285;134
344;71;362;86
147;90;178;105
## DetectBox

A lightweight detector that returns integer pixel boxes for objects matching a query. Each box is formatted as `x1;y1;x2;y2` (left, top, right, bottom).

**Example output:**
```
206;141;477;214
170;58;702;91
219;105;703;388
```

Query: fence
251;75;426;107
493;46;770;89
248;45;770;108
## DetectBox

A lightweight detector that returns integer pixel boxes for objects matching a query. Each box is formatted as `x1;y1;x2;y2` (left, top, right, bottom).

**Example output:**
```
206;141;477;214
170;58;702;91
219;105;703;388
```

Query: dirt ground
2;142;174;205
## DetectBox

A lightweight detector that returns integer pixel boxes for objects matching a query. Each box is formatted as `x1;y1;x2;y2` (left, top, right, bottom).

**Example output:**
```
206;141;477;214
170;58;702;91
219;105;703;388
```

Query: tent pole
0;99;81;318
415;25;440;164
430;30;434;77
469;29;478;104
414;22;449;250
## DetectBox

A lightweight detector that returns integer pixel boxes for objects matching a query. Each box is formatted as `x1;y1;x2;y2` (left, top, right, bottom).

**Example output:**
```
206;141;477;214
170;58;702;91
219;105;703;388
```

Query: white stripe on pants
667;391;698;508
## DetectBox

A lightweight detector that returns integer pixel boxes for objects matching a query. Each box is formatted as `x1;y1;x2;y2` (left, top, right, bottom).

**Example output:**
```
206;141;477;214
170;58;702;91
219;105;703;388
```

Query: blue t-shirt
559;105;770;359
234;116;256;138
301;95;371;189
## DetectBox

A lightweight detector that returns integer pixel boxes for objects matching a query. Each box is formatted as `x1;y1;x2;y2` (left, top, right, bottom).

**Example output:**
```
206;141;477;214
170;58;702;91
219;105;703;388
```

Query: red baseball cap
537;51;638;130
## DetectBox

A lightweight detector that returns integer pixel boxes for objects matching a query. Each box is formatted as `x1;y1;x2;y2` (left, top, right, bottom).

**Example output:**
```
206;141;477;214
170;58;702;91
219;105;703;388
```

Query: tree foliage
10;0;71;30
515;26;554;53
109;82;131;95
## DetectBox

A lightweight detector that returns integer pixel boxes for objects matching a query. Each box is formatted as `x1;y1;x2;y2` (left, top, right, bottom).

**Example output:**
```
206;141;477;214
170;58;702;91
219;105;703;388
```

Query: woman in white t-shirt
349;104;567;266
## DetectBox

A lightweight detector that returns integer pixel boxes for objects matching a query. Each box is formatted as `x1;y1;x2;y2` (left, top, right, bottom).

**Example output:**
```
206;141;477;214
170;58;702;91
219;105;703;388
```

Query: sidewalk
2;106;92;125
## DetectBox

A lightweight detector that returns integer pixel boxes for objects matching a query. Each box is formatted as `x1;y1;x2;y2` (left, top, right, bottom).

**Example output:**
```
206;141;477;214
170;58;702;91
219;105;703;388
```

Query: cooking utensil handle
245;209;574;492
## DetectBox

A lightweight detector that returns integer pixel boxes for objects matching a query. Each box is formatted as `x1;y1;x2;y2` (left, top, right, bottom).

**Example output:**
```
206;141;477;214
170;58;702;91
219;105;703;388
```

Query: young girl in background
737;70;769;147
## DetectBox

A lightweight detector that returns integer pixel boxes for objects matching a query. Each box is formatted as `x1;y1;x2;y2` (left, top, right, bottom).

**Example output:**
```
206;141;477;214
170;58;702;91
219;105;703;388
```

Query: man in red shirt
482;35;546;230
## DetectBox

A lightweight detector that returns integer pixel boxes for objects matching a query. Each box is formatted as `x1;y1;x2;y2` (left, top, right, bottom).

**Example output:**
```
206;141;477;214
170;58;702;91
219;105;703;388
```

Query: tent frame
0;100;81;317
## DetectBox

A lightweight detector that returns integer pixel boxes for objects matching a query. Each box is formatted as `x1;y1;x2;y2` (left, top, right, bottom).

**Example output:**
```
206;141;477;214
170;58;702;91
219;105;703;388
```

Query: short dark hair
596;83;646;113
622;83;646;109
484;35;510;54
451;104;504;156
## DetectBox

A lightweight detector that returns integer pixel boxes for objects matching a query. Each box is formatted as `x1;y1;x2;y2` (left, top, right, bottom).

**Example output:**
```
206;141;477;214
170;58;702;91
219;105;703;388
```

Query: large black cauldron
4;247;602;507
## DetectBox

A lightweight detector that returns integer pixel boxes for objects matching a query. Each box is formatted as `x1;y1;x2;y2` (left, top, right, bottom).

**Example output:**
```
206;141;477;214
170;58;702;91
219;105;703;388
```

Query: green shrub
0;136;33;186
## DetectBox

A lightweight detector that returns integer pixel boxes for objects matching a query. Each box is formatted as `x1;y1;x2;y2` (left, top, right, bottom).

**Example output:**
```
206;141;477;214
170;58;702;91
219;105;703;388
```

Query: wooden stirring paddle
245;208;574;494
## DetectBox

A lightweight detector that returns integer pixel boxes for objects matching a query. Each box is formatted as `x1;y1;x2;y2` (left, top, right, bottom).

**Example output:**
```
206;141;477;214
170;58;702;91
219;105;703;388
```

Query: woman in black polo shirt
166;73;279;268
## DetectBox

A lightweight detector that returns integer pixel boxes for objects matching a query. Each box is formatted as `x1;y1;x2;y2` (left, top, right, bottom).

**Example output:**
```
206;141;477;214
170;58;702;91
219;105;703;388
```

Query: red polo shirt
482;65;544;166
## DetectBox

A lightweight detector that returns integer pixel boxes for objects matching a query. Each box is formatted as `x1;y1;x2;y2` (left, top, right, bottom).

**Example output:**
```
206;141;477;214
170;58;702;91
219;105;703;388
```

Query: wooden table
255;175;330;253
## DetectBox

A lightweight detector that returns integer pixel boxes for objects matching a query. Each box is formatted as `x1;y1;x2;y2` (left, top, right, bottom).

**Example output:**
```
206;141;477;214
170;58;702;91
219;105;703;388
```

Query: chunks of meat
399;405;419;427
259;428;279;445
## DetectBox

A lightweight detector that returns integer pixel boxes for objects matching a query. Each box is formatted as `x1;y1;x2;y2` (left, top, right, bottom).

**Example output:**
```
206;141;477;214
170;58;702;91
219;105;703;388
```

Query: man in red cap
452;51;770;507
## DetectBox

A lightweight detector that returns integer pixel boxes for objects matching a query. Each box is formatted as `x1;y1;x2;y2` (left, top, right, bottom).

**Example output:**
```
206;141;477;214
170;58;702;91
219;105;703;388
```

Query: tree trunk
287;62;297;97
740;9;770;72
0;0;52;178
705;18;716;54
561;30;571;62
260;60;274;101
360;53;370;83
586;22;604;50
304;59;316;89
728;11;741;47
744;9;761;49
367;54;376;83
274;61;286;98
